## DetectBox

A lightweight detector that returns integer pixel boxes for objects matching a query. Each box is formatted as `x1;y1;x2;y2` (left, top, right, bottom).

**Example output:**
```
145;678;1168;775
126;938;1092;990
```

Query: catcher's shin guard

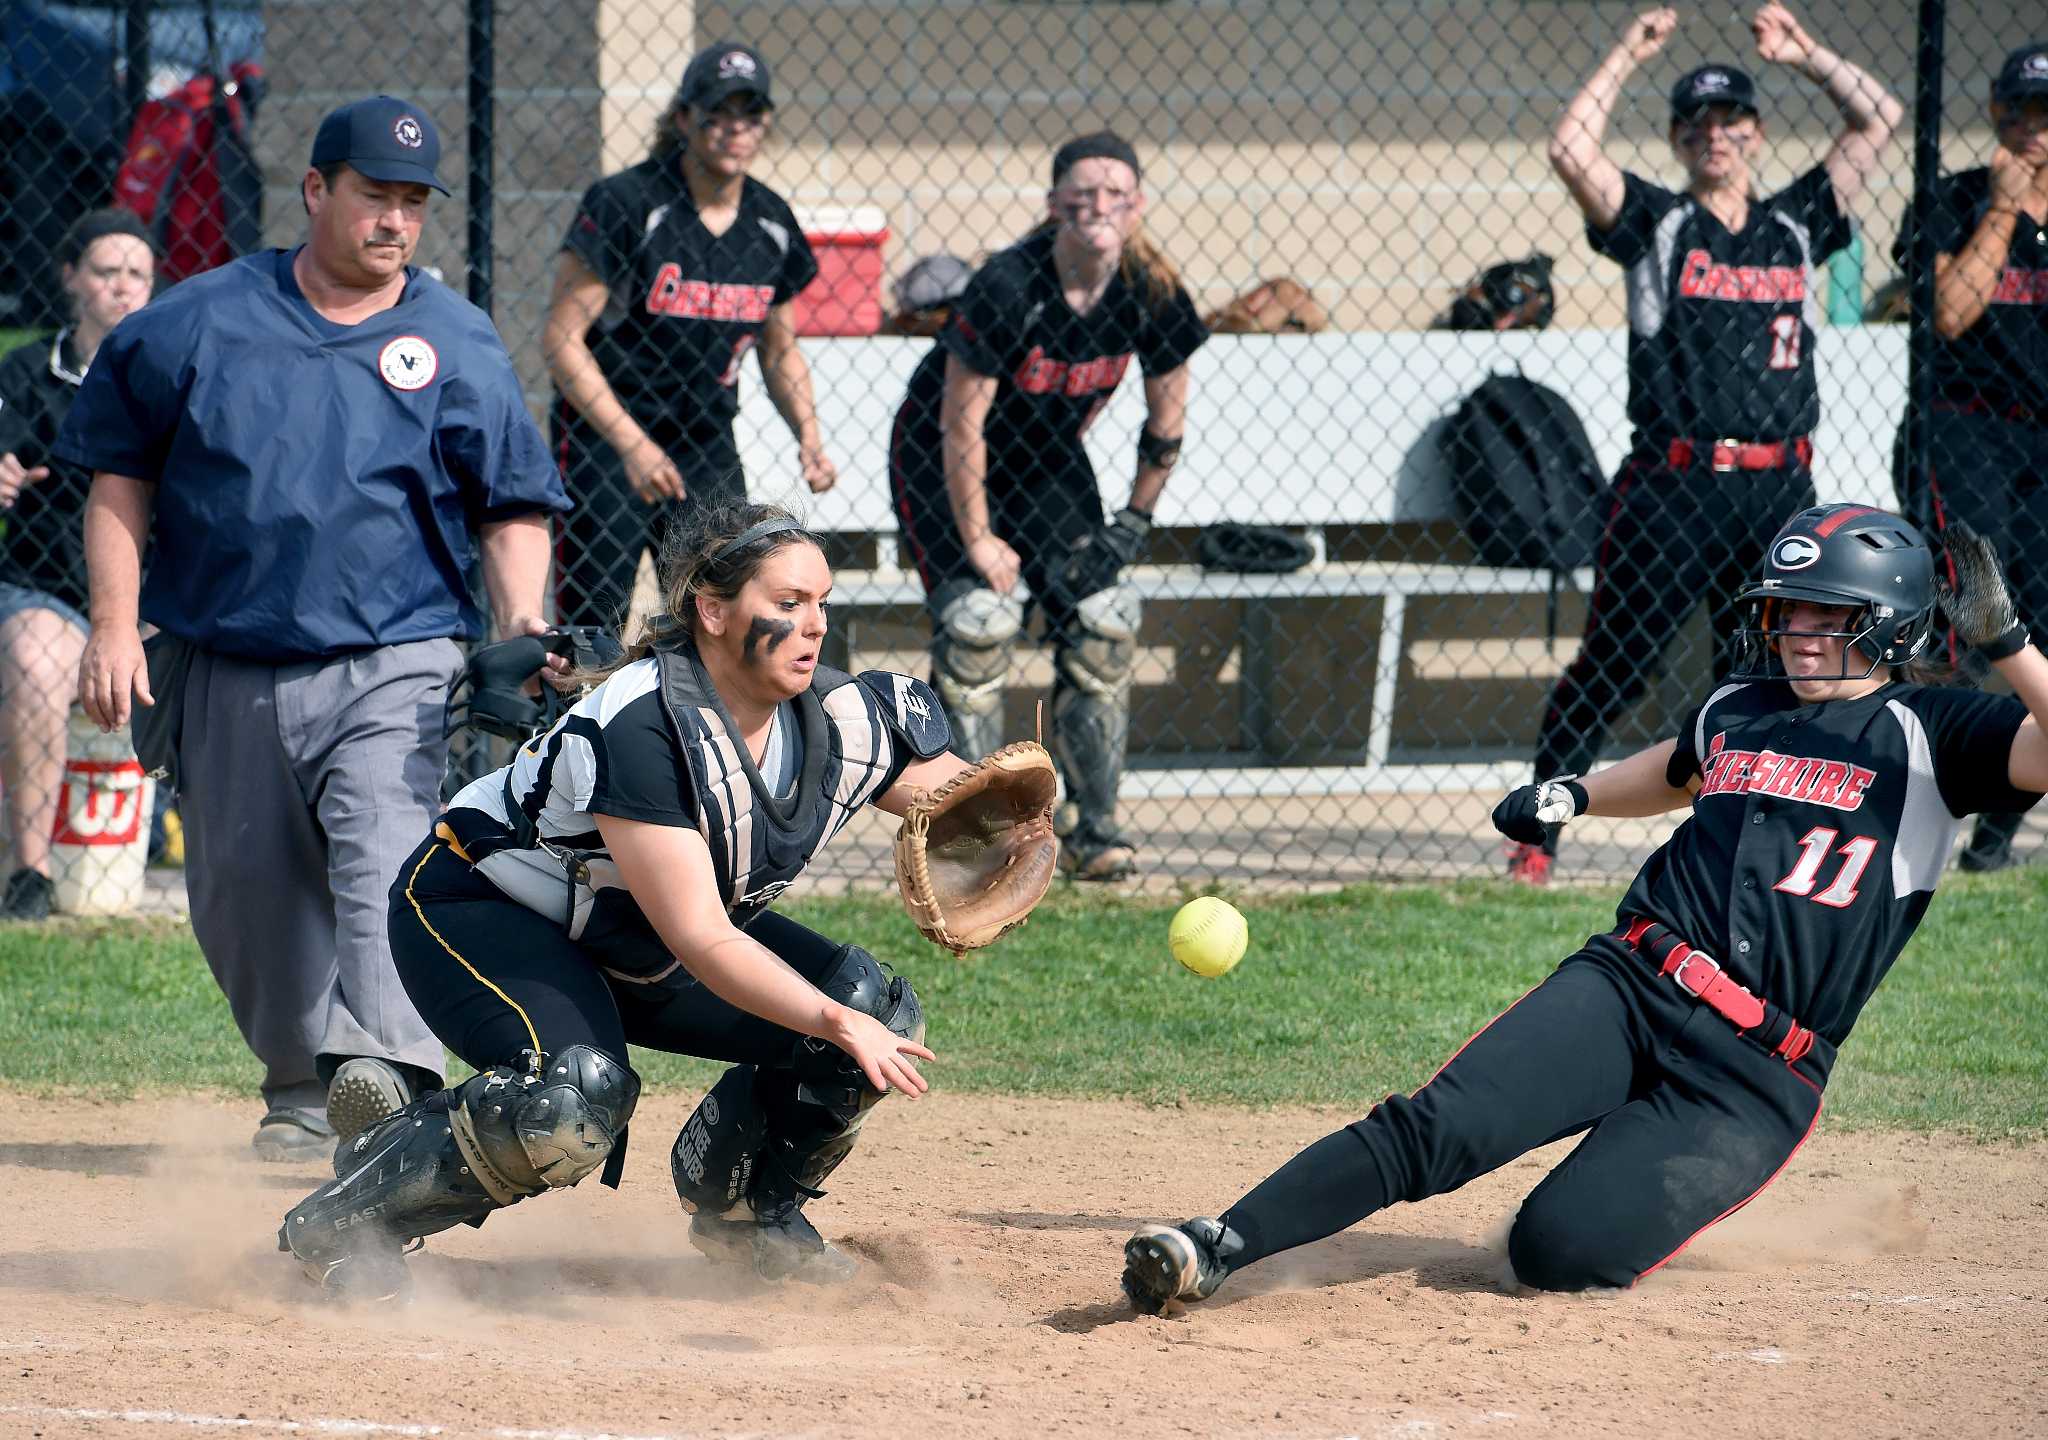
280;1046;638;1296
677;947;923;1283
674;1063;866;1284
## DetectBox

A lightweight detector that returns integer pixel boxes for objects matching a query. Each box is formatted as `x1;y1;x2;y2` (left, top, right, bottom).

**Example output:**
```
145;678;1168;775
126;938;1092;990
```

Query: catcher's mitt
894;741;1060;953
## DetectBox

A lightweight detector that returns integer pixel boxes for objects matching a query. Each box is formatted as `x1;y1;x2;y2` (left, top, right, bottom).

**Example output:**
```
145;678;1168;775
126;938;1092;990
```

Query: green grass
2;871;2043;1134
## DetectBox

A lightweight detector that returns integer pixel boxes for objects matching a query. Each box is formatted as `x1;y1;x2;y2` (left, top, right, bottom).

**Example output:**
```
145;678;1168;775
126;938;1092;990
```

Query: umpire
1897;41;2048;871
59;97;570;1160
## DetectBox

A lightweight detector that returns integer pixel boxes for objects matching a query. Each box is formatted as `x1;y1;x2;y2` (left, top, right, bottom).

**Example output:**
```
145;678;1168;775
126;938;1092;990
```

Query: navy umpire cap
1994;43;2048;104
1670;65;1760;122
310;96;450;195
679;41;773;111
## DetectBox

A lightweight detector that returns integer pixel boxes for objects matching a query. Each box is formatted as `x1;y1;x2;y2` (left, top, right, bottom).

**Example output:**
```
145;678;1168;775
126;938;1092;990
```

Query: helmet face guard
1729;593;1923;682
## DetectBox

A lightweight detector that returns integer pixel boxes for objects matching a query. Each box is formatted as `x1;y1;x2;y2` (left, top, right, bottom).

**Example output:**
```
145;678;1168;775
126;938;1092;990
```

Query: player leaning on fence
1893;41;2048;874
1517;5;1902;884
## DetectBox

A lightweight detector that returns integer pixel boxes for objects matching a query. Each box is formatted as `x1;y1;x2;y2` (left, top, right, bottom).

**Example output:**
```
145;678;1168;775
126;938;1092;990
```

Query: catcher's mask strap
711;518;808;564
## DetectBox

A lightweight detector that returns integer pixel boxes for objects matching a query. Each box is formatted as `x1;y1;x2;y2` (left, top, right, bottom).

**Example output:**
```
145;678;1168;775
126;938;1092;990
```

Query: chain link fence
0;0;2040;907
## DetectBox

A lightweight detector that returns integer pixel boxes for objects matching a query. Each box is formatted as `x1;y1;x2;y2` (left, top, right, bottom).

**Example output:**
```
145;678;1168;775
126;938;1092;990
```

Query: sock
1217;1125;1392;1270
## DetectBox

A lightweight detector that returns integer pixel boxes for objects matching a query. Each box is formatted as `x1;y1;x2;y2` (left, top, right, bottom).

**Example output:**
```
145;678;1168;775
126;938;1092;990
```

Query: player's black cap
1670;65;1760;123
1993;43;2048;104
679;41;774;112
1051;131;1142;186
310;96;449;195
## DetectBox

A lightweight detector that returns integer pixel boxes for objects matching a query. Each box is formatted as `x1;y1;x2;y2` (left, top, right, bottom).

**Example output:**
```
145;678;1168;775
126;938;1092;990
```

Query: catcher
276;501;1057;1299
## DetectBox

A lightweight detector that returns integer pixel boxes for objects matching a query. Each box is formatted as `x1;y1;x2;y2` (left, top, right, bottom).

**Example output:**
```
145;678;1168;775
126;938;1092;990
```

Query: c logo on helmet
1773;536;1822;571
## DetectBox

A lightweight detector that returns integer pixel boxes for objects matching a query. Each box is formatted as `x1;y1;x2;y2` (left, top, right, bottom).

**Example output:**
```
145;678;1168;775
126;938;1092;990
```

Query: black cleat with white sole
1121;1217;1244;1314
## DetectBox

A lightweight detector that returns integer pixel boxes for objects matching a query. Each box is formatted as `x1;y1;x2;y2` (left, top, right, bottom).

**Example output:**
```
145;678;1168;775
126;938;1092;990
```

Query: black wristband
1561;779;1589;815
1137;429;1183;469
1978;622;2032;663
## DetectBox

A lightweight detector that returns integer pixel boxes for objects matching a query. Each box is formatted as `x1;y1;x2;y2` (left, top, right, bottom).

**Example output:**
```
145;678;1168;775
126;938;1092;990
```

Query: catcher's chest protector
654;647;904;921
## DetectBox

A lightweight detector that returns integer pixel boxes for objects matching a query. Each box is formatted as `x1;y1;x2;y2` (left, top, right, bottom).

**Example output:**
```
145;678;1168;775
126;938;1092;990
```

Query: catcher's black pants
387;836;842;1076
1215;933;1829;1291
1534;454;1815;785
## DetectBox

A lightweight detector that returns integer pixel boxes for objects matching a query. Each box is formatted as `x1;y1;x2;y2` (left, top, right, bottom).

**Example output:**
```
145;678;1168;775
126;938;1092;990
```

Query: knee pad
671;1064;770;1217
1055;586;1140;699
455;1045;641;1203
933;585;1024;718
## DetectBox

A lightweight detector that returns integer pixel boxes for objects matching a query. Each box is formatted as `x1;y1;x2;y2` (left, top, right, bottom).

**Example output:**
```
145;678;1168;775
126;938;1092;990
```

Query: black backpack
1441;374;1607;572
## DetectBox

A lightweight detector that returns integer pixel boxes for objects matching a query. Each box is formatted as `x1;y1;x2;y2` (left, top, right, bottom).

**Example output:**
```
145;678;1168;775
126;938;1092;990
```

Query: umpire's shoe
251;1107;336;1163
327;1058;414;1149
1122;1217;1245;1314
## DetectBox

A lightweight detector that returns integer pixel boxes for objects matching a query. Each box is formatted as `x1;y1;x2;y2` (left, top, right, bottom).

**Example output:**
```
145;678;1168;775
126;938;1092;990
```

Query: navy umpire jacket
56;246;569;662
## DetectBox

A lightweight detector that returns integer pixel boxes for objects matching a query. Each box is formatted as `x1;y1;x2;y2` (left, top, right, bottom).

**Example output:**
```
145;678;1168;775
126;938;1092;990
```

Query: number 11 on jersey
1774;825;1878;907
1767;314;1801;371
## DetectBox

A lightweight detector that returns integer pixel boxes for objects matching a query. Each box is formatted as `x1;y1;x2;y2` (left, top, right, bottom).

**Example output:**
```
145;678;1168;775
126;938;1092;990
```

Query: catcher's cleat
1122;1217;1243;1314
291;1231;416;1303
1506;842;1552;886
690;1203;857;1285
327;1057;413;1149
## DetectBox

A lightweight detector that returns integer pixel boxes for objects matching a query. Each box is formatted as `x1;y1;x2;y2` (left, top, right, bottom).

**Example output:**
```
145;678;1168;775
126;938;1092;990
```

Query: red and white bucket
50;712;155;915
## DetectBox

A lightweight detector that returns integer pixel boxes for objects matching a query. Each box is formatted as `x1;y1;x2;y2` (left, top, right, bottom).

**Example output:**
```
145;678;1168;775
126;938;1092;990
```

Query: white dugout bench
729;328;1909;794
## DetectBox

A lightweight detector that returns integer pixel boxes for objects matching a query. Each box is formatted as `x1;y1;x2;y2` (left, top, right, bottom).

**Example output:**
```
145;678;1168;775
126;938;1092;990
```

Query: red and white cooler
789;205;890;336
50;711;155;915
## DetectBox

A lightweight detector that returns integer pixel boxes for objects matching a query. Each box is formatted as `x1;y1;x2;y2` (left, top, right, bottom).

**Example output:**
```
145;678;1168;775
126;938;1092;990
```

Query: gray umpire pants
177;638;458;1116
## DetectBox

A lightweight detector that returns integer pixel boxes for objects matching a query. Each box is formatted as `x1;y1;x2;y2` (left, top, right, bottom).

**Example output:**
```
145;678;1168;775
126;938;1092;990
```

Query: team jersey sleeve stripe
1883;699;1963;897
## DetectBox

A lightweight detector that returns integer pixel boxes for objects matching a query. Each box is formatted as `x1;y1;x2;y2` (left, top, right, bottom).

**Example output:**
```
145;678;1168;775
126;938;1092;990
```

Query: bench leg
1364;593;1405;772
1240;601;1273;762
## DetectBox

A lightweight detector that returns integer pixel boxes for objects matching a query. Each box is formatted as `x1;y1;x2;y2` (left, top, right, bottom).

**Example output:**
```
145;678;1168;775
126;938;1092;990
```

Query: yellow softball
1169;897;1248;978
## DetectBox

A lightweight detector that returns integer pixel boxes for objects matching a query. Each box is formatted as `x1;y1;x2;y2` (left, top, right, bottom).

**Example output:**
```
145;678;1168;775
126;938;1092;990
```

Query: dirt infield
3;1095;2044;1439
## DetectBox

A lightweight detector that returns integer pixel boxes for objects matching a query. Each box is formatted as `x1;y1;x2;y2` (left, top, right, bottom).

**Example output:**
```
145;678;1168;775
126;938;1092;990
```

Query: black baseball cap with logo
1670;65;1760;123
1993;43;2048;104
679;41;774;112
310;95;449;194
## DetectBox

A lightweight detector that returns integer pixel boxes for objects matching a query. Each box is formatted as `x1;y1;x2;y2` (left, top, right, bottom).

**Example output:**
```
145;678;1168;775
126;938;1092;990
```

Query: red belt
1618;918;1816;1064
1665;436;1813;471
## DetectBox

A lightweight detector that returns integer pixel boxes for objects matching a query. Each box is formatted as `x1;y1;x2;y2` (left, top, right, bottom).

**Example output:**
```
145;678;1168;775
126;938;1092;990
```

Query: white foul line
0;1406;706;1440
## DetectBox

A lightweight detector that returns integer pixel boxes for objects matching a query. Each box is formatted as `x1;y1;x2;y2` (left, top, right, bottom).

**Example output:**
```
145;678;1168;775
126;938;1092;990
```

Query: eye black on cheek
742;615;795;662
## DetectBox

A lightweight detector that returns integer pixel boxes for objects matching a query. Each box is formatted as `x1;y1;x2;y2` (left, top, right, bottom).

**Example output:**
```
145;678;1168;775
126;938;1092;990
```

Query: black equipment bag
1442;374;1607;572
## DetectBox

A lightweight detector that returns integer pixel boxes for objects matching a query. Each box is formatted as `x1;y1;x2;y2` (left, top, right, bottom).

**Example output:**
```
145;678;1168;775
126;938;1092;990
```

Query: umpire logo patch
378;336;439;391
